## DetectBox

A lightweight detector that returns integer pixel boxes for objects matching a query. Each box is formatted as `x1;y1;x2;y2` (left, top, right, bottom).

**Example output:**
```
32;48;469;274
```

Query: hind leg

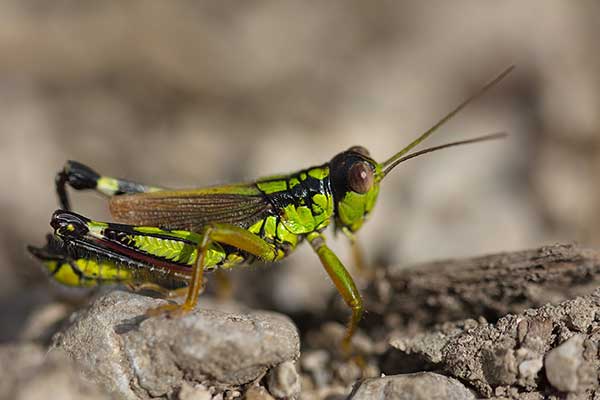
56;160;163;210
147;223;279;317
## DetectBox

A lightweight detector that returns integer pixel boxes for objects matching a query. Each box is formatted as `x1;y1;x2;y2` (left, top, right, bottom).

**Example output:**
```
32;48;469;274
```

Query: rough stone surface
0;342;110;400
266;360;301;399
52;291;300;400
347;373;475;400
4;246;600;399
545;334;585;392
177;383;211;400
361;244;600;335
389;289;600;397
245;386;275;400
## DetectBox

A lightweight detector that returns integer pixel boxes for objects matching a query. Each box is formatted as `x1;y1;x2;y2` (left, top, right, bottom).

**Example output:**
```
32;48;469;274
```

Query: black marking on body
65;234;189;284
102;223;198;246
256;165;333;216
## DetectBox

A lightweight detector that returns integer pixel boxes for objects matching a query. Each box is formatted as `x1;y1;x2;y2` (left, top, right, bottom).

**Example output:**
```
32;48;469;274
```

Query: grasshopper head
330;146;382;233
330;66;514;234
330;131;507;234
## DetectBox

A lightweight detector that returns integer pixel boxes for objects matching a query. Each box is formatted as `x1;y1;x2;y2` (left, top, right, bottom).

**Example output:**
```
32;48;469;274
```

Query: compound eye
348;146;370;157
348;161;374;194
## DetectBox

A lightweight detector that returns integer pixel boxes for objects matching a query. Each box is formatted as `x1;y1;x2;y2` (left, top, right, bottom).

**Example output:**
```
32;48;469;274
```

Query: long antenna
382;132;507;176
381;65;514;176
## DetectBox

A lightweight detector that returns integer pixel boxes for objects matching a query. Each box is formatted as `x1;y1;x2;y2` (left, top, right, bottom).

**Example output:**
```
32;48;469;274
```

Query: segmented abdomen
28;235;186;289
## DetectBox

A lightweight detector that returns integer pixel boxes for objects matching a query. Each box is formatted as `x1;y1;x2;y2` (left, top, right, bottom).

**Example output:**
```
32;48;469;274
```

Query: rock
348;372;475;400
177;383;211;400
334;360;362;386
377;244;600;329
52;291;300;400
388;290;600;397
301;350;331;388
480;347;517;386
389;330;451;364
544;334;584;392
517;355;543;382
266;360;301;399
245;386;275;400
0;342;110;400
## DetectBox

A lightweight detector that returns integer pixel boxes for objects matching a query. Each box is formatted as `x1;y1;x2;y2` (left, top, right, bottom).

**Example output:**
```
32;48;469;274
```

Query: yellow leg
307;232;363;351
167;287;190;299
146;226;209;317
147;223;277;318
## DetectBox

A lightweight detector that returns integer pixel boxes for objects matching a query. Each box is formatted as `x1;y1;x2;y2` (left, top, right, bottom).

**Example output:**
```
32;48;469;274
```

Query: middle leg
307;231;363;350
147;222;279;317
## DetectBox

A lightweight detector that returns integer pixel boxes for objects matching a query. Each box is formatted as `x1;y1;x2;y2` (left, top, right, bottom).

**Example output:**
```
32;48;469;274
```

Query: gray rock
389;290;600;397
52;291;300;400
177;382;211;400
0;342;110;400
379;244;600;331
517;354;543;382
544;334;584;392
266;360;301;399
389;331;449;364
348;372;475;400
301;350;331;388
245;386;275;400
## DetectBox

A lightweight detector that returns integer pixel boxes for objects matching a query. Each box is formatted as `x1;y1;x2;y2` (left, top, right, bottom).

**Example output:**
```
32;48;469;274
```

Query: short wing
109;183;272;231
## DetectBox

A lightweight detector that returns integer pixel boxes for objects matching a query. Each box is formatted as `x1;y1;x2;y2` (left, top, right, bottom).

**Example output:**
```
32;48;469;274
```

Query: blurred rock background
1;1;599;342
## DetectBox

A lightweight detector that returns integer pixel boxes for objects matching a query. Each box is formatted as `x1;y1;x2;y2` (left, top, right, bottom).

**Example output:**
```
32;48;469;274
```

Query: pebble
544;334;584;392
267;361;301;399
244;386;275;400
348;372;475;400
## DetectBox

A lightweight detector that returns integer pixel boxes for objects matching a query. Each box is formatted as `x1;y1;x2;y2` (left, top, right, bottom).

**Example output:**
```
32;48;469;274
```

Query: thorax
255;164;334;236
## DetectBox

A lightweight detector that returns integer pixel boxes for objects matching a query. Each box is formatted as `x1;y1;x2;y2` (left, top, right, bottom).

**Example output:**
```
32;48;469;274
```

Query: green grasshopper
28;66;513;346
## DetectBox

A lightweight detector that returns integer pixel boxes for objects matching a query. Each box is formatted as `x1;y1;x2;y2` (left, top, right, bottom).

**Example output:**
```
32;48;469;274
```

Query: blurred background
1;1;599;342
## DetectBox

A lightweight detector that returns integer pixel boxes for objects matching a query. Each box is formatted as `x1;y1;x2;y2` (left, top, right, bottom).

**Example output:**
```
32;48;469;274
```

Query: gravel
52;291;300;399
348;373;475;400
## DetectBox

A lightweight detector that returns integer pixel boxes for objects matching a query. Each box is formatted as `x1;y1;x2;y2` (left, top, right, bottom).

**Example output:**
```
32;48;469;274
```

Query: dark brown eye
348;162;374;194
348;146;370;157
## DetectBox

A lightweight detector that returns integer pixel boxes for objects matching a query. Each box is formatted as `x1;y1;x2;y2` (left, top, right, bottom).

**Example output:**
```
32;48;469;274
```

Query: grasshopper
28;66;513;347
